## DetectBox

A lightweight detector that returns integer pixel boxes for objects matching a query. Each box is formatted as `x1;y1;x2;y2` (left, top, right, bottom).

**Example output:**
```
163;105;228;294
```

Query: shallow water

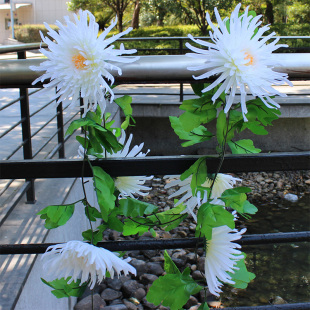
222;194;310;307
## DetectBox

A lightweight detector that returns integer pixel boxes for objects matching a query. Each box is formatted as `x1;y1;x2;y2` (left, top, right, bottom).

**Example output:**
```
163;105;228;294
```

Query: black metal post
18;50;35;203
56;102;65;158
179;38;184;102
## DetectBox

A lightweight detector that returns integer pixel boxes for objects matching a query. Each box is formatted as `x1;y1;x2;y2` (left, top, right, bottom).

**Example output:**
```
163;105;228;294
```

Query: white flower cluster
42;241;136;289
31;10;139;116
186;3;292;120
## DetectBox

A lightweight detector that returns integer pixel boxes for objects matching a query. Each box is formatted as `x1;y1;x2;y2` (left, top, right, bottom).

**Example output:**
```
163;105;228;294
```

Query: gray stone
122;280;144;297
106;278;123;290
186;252;198;264
101;288;122;301
273;296;288;305
284;193;298;202
74;294;106;310
172;257;187;268
184;296;199;309
192;270;205;281
130;259;148;276
142;249;158;258
146;262;164;276
142;297;158;309
103;304;127;310
140;274;158;285
123;299;138;310
109;299;124;305
133;288;146;301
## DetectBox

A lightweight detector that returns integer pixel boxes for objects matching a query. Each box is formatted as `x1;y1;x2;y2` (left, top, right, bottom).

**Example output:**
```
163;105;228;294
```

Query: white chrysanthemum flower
186;3;292;121
165;173;241;221
42;240;136;289
30;10;139;116
205;225;246;296
78;130;153;199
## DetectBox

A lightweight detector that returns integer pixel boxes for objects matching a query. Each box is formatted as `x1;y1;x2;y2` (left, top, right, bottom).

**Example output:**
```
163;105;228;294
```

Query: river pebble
75;170;309;309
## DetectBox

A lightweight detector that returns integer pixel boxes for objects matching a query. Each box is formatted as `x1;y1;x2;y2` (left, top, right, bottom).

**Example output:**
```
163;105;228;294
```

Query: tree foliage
68;0;133;32
176;0;235;34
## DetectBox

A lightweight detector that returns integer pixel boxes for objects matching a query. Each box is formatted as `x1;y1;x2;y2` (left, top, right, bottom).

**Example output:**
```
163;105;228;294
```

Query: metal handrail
1;36;310;54
1;152;309;179
1;231;309;254
1;54;310;88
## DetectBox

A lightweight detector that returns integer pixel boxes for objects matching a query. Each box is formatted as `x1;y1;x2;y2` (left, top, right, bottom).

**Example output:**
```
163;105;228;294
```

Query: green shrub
270;24;310;50
15;24;59;43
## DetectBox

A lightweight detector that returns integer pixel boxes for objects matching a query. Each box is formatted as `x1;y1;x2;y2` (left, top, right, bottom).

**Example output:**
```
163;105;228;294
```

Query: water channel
222;194;310;307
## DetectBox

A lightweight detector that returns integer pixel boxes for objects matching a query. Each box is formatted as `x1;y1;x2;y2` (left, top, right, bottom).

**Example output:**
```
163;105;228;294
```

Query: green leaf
88;126;104;153
65;118;94;136
216;110;227;145
107;216;124;232
220;187;257;217
228;254;255;289
41;277;87;298
198;303;210;310
119;198;158;217
146;268;202;310
149;203;187;231
84;205;102;222
82;224;107;245
122;218;151;236
244;121;268;135
181;157;207;196
76;136;89;149
92;166;116;222
245;98;280;127
164;250;181;274
242;200;258;215
170;115;213;147
228;139;261;154
196;203;235;239
191;83;205;97
37;204;75;229
114;95;135;129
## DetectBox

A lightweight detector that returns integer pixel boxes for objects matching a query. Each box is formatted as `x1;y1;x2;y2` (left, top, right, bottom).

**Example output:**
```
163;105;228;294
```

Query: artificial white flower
78;130;153;199
30;10;139;116
42;240;136;289
205;225;246;296
186;3;292;121
165;173;241;221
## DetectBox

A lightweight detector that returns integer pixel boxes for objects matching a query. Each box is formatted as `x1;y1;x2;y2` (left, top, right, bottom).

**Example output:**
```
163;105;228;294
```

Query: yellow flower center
72;54;87;70
244;52;254;66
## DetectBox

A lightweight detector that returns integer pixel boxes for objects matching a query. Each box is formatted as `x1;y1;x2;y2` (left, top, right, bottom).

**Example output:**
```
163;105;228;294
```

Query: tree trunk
131;0;140;29
265;1;274;24
118;11;123;32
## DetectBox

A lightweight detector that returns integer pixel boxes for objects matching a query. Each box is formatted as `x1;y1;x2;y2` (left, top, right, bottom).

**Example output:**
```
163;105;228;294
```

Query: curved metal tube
1;54;310;88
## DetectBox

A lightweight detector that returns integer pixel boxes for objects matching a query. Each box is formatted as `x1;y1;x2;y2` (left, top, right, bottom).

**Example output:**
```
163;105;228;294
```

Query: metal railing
0;45;309;309
0;49;80;219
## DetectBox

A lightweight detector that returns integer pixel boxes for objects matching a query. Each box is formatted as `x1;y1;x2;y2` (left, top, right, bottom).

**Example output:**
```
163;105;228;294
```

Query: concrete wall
127;117;310;156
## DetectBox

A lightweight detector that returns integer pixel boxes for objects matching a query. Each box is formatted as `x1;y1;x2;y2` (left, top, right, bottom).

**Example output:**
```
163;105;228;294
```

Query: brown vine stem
80;126;94;310
209;110;231;200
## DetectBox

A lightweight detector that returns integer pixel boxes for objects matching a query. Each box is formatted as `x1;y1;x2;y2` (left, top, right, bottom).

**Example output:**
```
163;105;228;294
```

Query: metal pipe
221;303;310;310
1;36;310;54
0;152;309;179
0;231;309;255
1;54;310;88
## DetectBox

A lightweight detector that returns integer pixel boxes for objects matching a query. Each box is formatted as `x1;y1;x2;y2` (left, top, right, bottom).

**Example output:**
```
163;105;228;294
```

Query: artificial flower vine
31;5;291;309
